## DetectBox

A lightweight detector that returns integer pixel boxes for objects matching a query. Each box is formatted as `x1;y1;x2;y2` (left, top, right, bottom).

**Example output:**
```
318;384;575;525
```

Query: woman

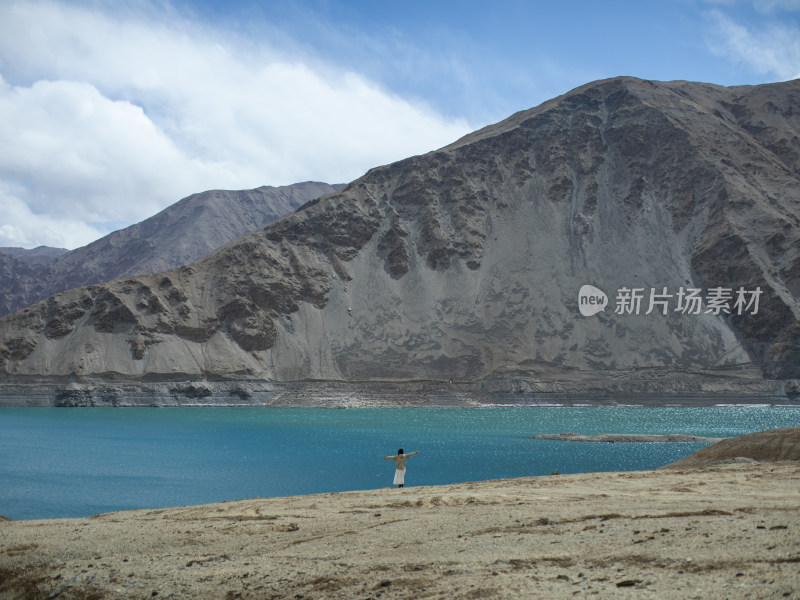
383;448;420;488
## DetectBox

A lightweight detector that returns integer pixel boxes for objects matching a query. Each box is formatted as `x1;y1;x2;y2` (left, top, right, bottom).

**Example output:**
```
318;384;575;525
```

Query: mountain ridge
0;246;68;265
0;181;342;317
0;76;798;388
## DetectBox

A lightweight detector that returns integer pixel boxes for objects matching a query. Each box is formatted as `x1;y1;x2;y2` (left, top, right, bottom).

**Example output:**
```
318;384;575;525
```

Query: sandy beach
2;458;798;600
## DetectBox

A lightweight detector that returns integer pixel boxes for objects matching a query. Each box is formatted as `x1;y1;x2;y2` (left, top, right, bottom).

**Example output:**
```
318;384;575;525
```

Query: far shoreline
0;377;798;408
1;396;798;408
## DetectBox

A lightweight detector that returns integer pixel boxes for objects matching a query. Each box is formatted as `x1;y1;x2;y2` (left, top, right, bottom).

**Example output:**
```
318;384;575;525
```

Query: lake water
1;405;799;520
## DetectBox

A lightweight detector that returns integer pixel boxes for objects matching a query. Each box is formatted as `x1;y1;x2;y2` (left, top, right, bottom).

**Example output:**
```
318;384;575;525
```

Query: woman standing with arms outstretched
383;449;420;488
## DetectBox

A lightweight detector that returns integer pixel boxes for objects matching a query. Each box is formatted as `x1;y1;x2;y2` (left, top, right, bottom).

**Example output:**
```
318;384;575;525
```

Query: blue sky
177;0;798;121
1;0;798;249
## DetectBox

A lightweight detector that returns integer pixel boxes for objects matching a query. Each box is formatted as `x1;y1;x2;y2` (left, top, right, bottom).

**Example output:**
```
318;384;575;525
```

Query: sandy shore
2;462;798;600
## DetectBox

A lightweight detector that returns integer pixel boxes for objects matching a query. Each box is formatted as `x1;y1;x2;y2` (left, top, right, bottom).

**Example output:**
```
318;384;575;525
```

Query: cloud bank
0;1;470;249
708;9;800;81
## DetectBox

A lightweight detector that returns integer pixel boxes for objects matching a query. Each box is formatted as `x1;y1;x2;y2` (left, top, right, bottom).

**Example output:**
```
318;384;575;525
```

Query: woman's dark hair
398;448;404;454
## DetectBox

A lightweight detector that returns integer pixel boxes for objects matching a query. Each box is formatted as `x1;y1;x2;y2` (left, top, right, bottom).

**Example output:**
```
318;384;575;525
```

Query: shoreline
2;398;798;408
0;378;797;407
3;430;797;598
2;463;798;599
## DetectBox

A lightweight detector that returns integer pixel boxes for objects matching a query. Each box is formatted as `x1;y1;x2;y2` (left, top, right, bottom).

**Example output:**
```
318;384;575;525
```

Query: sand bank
532;433;723;443
1;461;798;599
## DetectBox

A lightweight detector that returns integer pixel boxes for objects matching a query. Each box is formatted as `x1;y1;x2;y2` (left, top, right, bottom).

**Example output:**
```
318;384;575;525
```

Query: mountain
0;77;798;391
0;246;68;265
0;182;342;317
0;249;69;313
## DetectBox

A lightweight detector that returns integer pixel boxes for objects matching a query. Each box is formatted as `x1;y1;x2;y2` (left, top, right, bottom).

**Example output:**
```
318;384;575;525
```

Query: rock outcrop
0;182;341;317
0;77;798;386
664;427;800;467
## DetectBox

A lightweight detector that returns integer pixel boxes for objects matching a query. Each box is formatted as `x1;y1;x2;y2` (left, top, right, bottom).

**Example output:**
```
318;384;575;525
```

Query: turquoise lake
1;406;799;520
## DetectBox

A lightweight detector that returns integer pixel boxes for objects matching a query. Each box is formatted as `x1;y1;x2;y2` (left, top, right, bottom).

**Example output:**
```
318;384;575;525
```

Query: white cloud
0;184;104;249
752;0;800;14
0;1;471;249
0;77;206;224
708;10;800;80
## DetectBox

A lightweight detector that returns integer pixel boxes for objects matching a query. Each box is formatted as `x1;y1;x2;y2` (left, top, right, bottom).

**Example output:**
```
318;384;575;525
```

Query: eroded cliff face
1;77;798;382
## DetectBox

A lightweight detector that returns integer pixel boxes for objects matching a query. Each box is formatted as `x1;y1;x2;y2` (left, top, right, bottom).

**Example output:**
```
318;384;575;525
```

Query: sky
1;0;799;250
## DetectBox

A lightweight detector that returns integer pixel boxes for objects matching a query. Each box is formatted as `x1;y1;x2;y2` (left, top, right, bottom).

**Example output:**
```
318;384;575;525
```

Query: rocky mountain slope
0;182;340;317
0;77;798;386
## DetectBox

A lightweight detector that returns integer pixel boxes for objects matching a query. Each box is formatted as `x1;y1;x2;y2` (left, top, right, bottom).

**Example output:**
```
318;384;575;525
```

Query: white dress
393;468;406;485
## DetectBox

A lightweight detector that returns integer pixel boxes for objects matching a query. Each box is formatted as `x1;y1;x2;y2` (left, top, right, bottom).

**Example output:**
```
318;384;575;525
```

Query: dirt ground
1;461;798;599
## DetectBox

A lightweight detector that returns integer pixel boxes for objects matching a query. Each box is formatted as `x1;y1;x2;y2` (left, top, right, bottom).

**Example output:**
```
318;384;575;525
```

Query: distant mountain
0;77;798;386
0;247;68;265
0;249;69;308
0;182;342;317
